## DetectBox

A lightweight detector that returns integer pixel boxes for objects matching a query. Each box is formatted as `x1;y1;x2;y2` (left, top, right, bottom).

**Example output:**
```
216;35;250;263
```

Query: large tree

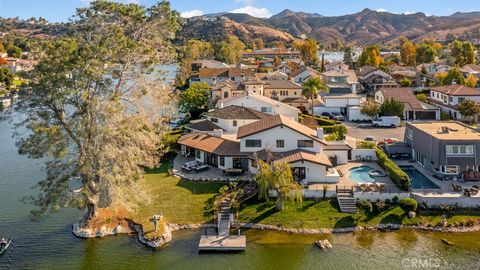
175;39;214;87
302;77;328;115
256;161;302;211
361;100;380;118
441;68;465;85
400;36;416;66
358;45;383;67
416;43;437;64
380;98;405;118
294;39;319;66
214;35;245;64
450;40;476;66
458;99;480;123
178;82;210;119
14;0;181;222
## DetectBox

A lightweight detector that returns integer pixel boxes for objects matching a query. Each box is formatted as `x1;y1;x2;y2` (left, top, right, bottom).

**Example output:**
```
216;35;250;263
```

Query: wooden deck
198;235;246;252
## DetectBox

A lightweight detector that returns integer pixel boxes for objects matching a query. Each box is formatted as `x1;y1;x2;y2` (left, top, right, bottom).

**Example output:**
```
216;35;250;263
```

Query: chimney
316;128;324;140
218;101;224;108
212;129;223;138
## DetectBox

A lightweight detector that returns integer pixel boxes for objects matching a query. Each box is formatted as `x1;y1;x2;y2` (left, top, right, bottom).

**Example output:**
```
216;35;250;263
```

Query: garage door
415;111;436;120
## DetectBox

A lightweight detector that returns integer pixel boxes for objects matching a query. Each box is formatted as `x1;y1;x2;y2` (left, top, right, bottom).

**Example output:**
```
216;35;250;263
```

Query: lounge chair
452;183;462;192
194;164;209;172
473;185;480;190
470;188;479;196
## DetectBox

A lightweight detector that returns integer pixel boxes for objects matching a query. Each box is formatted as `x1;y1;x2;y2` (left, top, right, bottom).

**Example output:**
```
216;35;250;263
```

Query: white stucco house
216;91;301;122
428;84;480;120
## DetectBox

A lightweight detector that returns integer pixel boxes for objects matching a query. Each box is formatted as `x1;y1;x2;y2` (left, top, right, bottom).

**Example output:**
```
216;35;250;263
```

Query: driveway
344;122;406;141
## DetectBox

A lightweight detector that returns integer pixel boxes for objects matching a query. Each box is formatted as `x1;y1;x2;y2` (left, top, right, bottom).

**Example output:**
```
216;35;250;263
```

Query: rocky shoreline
72;220;480;249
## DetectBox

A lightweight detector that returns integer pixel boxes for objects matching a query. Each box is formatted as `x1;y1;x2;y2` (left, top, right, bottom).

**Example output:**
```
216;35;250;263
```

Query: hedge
300;114;339;126
375;148;411;191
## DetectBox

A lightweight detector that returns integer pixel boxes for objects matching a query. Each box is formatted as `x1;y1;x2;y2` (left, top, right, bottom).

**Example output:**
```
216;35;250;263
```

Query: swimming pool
349;166;376;183
399;165;441;189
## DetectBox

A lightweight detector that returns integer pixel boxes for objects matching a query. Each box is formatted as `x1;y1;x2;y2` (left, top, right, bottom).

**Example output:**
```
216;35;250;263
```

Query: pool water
399;165;441;189
349;166;376;183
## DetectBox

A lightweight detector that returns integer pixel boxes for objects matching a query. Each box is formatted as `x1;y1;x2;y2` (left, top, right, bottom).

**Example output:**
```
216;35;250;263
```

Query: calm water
400;166;442;190
349;166;376;183
2;113;480;270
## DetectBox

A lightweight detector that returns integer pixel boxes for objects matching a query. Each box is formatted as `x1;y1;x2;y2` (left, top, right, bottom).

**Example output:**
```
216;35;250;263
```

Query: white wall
289;160;340;183
351;149;377;161
313;106;341;115
354;192;409;202
412;194;480;208
324;150;348;165
220;95;299;121
240;126;322;153
206;117;259;133
324;98;361;107
348;107;373;122
217;156;234;170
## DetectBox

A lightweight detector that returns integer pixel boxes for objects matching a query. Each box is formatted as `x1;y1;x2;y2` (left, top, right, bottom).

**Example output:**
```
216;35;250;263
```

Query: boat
0;238;12;255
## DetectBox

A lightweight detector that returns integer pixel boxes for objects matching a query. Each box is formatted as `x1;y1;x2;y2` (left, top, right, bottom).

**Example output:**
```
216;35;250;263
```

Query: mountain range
177;8;480;45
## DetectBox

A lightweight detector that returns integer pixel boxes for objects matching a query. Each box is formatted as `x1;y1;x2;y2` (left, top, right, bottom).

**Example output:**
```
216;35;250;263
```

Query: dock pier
198;197;246;252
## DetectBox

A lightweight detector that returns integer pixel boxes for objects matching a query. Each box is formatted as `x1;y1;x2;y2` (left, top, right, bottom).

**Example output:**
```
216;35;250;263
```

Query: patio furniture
470;188;479;196
181;160;200;171
194;164;209;172
464;189;472;197
463;170;480;181
223;168;244;176
452;183;463;192
473;185;480;190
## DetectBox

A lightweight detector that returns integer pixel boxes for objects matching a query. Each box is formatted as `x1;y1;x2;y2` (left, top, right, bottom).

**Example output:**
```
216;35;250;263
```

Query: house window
276;140;285;148
245;140;262;147
441;165;458;174
219;156;225;167
211;118;218;123
261;107;272;113
458;97;465;103
233;120;237;127
297;140;314;148
446;145;474;155
449;97;453;103
195;149;201;159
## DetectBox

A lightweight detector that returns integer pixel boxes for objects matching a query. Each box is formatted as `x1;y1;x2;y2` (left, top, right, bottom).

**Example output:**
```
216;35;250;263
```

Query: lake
2;110;480;269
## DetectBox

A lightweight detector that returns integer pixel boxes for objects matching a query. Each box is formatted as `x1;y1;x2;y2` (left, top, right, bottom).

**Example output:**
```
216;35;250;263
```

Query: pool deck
309;162;401;193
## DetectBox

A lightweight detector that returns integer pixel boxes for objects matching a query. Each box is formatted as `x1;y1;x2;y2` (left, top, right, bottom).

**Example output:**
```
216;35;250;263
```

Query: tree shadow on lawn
379;213;403;224
334;216;357;228
175;179;225;194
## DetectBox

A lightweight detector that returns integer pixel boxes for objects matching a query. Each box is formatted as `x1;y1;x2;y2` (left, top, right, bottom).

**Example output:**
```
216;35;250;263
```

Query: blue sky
0;0;479;22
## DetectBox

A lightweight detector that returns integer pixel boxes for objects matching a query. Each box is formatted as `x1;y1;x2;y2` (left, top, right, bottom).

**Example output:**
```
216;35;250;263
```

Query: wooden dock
198;235;246;252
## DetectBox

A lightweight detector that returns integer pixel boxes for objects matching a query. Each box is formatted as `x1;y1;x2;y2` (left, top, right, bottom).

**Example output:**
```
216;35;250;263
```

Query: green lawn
238;198;480;229
120;158;480;237
131;160;224;236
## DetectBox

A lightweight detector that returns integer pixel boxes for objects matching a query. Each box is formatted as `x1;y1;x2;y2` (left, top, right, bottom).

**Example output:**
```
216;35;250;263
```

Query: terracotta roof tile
204;105;270;120
431;85;480;96
178;133;243;156
237;115;326;144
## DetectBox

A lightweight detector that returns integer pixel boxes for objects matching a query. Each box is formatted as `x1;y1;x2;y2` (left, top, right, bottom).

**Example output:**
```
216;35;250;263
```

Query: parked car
320;112;331;119
364;136;375;141
331;112;344;121
372;116;400;128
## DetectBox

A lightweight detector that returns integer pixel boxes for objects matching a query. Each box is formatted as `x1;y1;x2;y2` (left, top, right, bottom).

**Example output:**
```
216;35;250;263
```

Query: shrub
357;199;373;217
392;196;399;204
300;114;339;126
375;148;411;191
324;125;348;141
375;200;387;212
440;112;451;121
399;198;418;213
357;140;376;149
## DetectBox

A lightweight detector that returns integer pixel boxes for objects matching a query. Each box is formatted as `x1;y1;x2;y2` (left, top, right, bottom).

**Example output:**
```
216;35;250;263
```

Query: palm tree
302;77;328;115
256;161;302;211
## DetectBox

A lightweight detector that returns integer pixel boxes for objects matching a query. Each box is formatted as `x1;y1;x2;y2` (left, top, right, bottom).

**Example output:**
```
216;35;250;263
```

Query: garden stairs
337;188;357;213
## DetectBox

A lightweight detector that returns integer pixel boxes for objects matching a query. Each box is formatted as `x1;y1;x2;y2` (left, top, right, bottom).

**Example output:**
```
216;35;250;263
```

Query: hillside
180;9;480;45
